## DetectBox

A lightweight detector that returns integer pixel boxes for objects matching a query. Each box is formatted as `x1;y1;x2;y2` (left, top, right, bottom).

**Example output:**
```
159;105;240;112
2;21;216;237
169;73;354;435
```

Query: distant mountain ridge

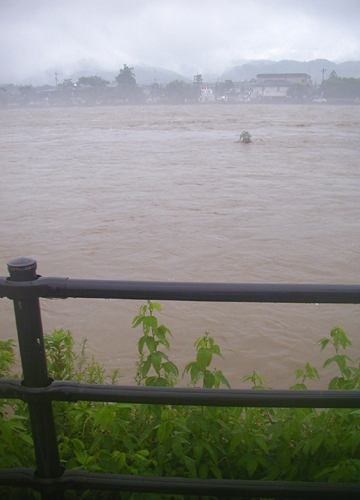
17;59;360;87
218;59;360;84
20;65;192;87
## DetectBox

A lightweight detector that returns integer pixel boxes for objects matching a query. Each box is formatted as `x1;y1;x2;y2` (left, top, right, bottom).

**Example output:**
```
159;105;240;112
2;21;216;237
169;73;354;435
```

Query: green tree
18;84;34;95
287;83;310;101
116;64;136;86
163;80;198;104
115;65;145;103
320;76;360;98
61;79;75;89
77;76;110;87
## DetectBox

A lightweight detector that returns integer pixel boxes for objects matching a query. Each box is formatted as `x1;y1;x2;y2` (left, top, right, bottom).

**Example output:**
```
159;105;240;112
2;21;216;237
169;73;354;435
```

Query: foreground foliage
0;302;360;499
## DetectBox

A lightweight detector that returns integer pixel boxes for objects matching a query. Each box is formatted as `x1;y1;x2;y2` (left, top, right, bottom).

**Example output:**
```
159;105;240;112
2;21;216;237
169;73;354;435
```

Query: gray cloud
1;0;360;84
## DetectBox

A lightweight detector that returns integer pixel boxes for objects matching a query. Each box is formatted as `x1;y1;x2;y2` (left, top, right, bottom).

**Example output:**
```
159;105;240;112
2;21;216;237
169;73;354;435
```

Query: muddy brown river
1;104;359;388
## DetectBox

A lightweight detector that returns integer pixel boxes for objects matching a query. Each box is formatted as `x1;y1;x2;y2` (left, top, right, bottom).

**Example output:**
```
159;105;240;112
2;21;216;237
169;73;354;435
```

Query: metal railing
0;257;359;499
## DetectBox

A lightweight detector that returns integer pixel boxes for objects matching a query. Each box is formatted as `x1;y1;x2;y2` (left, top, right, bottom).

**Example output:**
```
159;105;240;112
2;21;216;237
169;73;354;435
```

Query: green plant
0;339;16;378
239;130;252;143
0;339;34;479
44;330;119;385
44;329;75;380
289;362;320;390
318;326;360;389
1;310;360;498
243;371;271;389
133;300;178;386
183;331;230;389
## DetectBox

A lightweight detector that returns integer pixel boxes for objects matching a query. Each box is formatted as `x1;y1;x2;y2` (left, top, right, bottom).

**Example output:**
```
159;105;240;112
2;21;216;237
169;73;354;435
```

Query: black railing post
7;258;63;500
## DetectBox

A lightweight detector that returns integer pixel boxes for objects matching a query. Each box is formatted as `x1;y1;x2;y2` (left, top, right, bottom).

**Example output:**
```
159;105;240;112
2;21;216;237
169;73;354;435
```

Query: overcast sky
1;0;360;84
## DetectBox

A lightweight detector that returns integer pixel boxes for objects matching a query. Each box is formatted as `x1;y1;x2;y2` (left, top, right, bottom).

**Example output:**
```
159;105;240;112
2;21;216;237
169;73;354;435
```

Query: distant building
252;73;312;99
256;73;312;85
199;86;215;102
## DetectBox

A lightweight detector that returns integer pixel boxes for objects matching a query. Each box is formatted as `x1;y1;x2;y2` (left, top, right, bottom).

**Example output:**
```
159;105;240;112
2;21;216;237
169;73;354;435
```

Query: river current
1;104;359;388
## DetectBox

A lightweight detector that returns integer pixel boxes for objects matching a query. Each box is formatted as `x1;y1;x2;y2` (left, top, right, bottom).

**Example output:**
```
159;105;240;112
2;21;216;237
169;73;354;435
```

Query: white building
199;87;215;102
252;73;312;99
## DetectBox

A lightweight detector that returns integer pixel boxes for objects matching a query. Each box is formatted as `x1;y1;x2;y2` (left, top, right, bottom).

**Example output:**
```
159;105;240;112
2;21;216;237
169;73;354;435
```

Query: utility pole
55;72;58;86
321;68;327;83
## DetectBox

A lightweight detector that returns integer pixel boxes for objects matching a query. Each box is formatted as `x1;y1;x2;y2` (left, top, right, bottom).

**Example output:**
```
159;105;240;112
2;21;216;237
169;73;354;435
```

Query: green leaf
199;463;209;479
289;383;307;390
323;357;336;368
145;336;156;354
329;377;340;390
157;422;166;443
204;371;215;388
141;357;152;378
202;439;217;461
193;441;204;463
18;433;33;446
335;355;346;373
155;328;170;348
210;464;222;480
159;325;173;338
331;327;351;350
183;456;197;478
311;433;323;454
144;376;157;386
247;457;258;477
230;434;242;453
132;315;144;329
318;338;330;351
72;438;85;452
278;447;291;470
214;371;231;389
163;361;179;378
134;452;147;462
146;315;158;331
190;364;201;382
172;437;184;457
151;351;162;374
153;377;168;387
149;301;162;312
138;336;146;355
183;361;196;375
255;435;269;455
159;351;170;362
112;451;126;470
210;345;223;357
197;348;212;372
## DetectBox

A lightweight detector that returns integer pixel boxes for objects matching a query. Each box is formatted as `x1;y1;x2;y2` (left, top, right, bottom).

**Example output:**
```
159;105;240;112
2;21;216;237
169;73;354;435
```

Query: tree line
1;65;360;107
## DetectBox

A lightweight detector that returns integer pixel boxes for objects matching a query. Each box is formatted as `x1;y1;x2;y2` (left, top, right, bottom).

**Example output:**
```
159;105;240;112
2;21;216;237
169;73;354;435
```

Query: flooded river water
1;104;359;388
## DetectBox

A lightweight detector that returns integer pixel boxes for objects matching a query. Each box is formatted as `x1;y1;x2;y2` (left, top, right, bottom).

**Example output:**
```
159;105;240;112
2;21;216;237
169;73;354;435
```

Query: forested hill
219;59;360;84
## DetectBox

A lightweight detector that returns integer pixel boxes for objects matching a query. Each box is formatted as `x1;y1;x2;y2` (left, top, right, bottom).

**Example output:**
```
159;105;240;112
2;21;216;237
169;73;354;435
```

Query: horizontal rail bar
0;468;359;499
1;276;360;303
1;379;359;408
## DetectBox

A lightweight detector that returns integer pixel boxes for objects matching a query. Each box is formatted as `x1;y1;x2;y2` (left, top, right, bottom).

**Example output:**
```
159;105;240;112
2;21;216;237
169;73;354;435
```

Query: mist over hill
218;60;360;84
19;65;192;87
14;59;360;87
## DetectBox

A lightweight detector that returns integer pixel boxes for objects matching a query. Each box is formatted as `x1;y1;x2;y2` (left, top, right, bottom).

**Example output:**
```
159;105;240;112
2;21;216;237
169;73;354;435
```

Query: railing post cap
7;258;37;282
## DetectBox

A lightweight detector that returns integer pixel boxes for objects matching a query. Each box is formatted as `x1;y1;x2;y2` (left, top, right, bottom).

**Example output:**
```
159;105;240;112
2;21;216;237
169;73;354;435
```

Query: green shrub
0;307;360;499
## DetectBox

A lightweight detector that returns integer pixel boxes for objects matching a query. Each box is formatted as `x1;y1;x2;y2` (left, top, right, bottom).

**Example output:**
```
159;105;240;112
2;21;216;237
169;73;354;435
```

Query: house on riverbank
252;73;312;99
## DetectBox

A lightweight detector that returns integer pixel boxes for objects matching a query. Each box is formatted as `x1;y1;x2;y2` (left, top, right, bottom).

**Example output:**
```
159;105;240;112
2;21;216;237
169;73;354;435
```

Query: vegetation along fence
0;257;360;500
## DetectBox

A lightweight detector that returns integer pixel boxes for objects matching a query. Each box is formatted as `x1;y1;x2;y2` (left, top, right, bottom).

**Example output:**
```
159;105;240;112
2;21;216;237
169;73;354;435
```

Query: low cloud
1;0;359;84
